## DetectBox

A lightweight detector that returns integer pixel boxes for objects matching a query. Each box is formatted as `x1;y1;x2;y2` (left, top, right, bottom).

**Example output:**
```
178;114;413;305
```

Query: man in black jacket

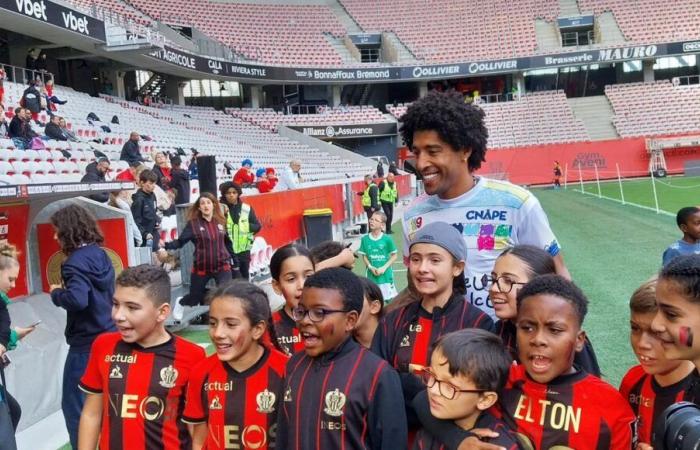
8;108;35;149
119;131;144;165
80;157;110;203
44;115;66;141
169;156;190;205
131;169;160;250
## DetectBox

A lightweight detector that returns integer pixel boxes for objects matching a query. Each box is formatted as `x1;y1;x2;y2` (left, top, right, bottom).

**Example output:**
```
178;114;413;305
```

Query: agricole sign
149;41;700;83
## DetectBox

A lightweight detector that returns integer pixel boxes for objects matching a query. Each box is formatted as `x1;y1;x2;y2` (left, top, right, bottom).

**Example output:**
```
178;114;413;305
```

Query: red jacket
256;179;273;193
233;168;254;185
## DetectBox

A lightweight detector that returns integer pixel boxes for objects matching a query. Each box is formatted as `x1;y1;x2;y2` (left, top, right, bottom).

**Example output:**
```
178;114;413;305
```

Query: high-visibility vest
379;181;397;203
226;203;253;253
361;183;375;207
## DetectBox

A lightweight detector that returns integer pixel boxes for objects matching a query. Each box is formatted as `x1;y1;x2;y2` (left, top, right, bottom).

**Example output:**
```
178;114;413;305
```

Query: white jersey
402;177;560;319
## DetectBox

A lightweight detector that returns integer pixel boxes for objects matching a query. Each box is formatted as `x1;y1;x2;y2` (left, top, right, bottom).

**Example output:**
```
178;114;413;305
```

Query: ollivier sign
0;0;106;41
149;40;700;83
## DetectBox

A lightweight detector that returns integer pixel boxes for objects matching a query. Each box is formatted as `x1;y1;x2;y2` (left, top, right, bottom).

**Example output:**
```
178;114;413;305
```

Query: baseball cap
409;222;467;262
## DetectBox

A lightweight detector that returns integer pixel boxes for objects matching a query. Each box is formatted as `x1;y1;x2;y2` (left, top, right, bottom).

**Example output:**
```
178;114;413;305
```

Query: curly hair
399;90;488;172
516;274;588;326
304;268;363;313
50;203;104;254
660;254;700;304
0;242;19;271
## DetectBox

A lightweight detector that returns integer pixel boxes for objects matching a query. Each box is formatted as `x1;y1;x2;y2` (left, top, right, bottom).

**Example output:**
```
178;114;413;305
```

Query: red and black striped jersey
182;348;288;450
79;332;206;450
495;320;601;377
272;309;304;356
413;412;520;450
276;338;408;450
619;364;694;444
498;364;635;450
164;218;233;274
371;293;494;409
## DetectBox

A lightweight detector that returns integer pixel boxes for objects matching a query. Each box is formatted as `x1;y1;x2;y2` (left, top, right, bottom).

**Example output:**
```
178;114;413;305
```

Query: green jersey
358;233;397;285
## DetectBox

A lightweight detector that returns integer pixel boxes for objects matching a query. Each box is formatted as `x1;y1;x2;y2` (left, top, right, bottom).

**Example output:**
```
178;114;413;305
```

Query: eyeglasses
291;306;349;323
418;368;487;400
482;274;527;294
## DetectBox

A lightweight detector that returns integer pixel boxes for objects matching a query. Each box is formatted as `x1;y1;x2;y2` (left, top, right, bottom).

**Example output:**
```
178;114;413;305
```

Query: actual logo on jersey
400;335;410;347
109;365;123;379
159;365;179;388
284;387;292;402
323;389;346;417
210;396;222;410
256;389;276;413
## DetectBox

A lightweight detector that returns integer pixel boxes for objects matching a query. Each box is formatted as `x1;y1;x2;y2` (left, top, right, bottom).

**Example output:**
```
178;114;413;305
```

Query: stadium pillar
250;85;263;108
332;85;342;107
105;70;125;98
643;59;655;82
419;81;428;97
514;72;525;95
163;75;186;105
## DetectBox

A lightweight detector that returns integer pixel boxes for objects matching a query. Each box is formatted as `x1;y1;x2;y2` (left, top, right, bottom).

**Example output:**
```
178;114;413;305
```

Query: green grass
579;175;700;214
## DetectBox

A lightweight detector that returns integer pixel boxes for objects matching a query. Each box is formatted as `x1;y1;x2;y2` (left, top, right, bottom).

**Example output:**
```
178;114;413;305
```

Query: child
662;207;700;266
413;329;519;450
354;277;384;348
162;193;234;319
276;268;407;449
413;275;635;449
491;245;600;376
49;204;116;449
183;281;288;450
372;221;493;428
358;211;398;300
233;159;255;187
651;254;700;405
310;240;355;271
270;244;315;355
78;264;206;450
131;169;160;250
266;167;278;190
256;168;273;193
619;277;695;447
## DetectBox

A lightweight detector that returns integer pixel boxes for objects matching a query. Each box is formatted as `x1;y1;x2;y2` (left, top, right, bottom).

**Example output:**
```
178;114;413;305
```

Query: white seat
0;161;13;175
11;161;30;176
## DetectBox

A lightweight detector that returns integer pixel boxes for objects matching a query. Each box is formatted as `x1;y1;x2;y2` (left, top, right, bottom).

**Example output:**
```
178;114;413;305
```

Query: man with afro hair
400;90;569;320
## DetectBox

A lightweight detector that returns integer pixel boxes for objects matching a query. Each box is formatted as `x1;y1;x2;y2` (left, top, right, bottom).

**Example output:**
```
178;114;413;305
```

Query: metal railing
673;75;700;86
0;63;54;86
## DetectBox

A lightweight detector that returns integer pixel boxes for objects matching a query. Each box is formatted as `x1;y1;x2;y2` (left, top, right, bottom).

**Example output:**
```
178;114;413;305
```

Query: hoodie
80;162;109;202
50;244;116;352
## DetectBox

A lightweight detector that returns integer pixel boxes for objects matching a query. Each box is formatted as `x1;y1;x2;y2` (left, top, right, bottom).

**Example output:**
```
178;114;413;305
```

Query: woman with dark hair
48;203;116;450
163;192;235;320
219;181;261;280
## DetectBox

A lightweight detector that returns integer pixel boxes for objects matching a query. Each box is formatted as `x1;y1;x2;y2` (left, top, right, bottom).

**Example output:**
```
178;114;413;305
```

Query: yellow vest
361;183;375;207
226;203;252;253
379;181;397;203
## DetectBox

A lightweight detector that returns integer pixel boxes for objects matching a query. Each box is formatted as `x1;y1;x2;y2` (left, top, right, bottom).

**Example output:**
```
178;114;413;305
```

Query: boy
413;329;519;450
619;278;695;447
276;268;407;449
662;206;700;266
131;169;160;250
413;275;635;450
310;240;355;270
358;211;398;300
78;265;206;450
400;90;568;320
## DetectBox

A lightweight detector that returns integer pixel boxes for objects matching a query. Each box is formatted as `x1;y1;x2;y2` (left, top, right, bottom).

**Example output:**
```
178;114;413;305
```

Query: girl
354;276;384;348
489;245;601;376
152;151;172;191
651;254;700;404
371;222;493;427
183;281;288;450
269;244;314;355
163;193;234;320
0;244;35;440
48;204;116;450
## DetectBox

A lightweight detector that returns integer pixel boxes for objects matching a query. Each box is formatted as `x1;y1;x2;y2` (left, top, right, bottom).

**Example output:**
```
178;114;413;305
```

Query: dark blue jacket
50;244;116;352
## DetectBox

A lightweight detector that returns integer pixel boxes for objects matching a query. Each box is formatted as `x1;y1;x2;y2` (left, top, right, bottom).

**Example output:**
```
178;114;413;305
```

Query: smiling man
400;90;569;319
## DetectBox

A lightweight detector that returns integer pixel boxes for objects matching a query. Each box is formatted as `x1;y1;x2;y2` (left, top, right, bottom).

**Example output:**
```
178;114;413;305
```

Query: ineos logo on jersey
15;0;47;20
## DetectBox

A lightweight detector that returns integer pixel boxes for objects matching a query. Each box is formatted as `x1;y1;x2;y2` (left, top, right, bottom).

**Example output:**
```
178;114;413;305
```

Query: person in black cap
81;157;110;203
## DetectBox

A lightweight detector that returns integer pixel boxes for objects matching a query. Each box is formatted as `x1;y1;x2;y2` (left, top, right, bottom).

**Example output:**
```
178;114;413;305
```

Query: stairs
383;32;420;64
138;72;166;97
323;33;359;64
596;12;626;44
568;96;619;141
534;20;561;52
327;0;364;33
559;0;581;16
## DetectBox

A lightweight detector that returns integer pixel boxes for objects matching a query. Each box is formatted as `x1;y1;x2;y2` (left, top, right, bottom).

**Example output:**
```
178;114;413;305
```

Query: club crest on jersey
210;396;222;410
284;387;292;402
256;389;276;413
400;334;410;347
109;365;123;379
324;389;346;417
159;365;178;388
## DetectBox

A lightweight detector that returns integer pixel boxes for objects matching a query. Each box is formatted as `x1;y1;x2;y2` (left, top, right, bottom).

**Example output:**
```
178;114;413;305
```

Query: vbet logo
15;0;47;20
15;0;93;35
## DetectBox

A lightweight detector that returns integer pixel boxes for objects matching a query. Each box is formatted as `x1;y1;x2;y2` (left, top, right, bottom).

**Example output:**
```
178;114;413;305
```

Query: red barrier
245;184;346;249
350;180;366;216
1;203;30;298
396;174;412;197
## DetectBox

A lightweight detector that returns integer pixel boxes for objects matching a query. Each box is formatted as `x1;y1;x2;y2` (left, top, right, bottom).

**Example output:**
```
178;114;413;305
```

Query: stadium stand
388;91;589;148
127;0;347;65
227;106;393;131
578;0;700;42
605;80;700;137
340;0;559;62
66;0;154;25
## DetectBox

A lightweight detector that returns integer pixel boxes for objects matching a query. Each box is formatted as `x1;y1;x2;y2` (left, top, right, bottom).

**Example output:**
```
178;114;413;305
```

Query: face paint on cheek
679;326;694;347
